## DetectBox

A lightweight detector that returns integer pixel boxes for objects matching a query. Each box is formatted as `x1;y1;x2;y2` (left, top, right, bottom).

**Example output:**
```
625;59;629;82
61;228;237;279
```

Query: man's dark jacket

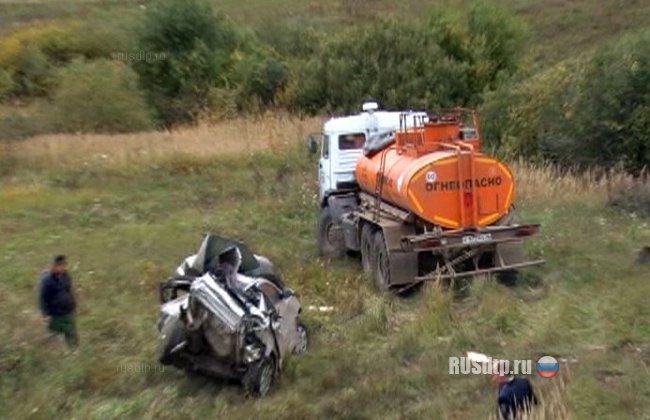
39;272;76;316
498;377;537;419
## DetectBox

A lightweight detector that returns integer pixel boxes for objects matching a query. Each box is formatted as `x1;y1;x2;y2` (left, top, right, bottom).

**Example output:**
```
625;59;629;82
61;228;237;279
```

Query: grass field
1;118;649;419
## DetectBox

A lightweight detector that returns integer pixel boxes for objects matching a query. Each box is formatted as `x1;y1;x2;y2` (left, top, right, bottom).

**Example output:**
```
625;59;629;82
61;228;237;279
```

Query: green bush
0;68;12;99
283;2;527;114
465;1;529;92
284;20;471;113
0;108;45;140
134;0;238;125
233;53;288;109
482;30;650;171
480;59;586;158
570;34;650;171
8;45;53;97
0;15;140;101
47;59;153;133
430;1;529;94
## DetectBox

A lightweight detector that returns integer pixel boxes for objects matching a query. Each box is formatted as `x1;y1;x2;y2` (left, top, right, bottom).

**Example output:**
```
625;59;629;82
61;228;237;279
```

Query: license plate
461;233;493;245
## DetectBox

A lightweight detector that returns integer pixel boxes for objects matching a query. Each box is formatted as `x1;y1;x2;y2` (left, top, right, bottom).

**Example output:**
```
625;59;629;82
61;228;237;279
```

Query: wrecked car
157;234;308;396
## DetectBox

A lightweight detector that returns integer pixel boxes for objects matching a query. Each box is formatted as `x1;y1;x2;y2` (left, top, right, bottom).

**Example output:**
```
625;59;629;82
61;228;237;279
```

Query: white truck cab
310;102;428;205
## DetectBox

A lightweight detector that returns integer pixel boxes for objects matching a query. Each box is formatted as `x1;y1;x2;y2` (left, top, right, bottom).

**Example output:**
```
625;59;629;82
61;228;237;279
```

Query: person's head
51;255;67;274
490;360;510;387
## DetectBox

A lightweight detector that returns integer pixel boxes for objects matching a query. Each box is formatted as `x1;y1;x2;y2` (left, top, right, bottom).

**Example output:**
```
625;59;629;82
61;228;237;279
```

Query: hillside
1;118;649;419
2;0;650;64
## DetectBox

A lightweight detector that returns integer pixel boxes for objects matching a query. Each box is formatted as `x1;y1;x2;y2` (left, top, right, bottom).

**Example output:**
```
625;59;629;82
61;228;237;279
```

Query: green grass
1;139;649;419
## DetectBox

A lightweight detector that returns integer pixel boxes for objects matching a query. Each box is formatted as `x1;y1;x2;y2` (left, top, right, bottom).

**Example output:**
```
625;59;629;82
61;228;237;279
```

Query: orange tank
355;111;515;229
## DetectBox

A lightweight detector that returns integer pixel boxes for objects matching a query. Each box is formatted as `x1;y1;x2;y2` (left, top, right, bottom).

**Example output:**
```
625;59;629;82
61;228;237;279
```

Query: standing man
39;255;78;347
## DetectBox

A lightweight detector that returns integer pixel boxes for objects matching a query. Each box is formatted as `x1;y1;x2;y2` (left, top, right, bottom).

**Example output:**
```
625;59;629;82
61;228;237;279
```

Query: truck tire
497;270;518;287
372;231;391;291
318;207;346;259
360;223;376;274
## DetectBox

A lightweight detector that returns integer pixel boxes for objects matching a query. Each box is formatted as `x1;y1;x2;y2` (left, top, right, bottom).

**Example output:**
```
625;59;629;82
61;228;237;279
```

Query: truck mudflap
401;224;545;284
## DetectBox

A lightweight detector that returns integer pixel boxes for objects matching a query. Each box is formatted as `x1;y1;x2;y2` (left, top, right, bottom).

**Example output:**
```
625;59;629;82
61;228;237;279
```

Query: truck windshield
339;133;366;150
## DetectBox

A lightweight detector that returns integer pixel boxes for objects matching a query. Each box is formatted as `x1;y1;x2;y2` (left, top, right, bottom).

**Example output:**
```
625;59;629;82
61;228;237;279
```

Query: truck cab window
322;135;330;158
339;133;366;150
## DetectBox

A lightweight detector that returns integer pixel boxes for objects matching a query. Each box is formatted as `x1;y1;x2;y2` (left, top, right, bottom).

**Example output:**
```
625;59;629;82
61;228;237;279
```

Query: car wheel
259;272;285;289
244;356;276;397
293;321;308;355
317;207;346;259
158;318;185;365
372;231;391;291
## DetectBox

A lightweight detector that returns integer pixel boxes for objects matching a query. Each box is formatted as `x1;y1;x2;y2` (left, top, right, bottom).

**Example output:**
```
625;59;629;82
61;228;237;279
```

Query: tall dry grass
511;160;643;208
1;116;645;215
0;114;322;168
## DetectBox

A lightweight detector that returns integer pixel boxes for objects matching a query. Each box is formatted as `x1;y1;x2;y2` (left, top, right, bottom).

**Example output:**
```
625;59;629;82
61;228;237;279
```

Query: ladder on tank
373;112;426;221
373;148;389;222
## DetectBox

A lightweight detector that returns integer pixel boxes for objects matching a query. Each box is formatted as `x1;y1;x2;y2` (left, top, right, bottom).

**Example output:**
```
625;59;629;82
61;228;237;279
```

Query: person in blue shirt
38;255;78;347
492;362;537;419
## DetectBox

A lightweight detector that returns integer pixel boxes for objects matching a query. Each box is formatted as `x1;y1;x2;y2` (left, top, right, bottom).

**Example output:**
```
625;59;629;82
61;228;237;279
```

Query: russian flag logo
536;356;559;378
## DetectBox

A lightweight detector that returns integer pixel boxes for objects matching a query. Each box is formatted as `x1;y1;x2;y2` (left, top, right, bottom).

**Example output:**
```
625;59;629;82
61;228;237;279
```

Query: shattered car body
157;234;307;396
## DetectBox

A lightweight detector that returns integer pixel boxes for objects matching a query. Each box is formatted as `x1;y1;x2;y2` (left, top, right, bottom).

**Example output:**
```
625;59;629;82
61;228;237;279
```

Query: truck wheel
243;356;276;397
372;231;391;291
360;223;375;274
318;207;345;259
497;270;518;287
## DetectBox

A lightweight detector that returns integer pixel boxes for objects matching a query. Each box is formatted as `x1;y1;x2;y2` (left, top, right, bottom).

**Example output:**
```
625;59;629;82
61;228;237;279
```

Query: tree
134;0;237;125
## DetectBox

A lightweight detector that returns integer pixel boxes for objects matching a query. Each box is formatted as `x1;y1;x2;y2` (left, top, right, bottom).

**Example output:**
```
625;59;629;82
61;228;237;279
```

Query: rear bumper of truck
400;223;541;252
400;223;545;282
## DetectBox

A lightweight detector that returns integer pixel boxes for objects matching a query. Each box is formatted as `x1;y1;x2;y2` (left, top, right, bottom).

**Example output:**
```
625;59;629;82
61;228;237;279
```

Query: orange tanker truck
307;101;543;291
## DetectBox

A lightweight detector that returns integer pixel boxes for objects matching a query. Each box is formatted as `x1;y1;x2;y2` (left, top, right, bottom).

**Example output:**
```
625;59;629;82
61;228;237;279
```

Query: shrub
430;1;529;95
480;58;587;158
47;59;153;133
7;45;53;97
134;0;238;125
0;68;12;99
283;2;527;114
569;33;650;171
0;16;140;100
482;29;650;172
284;20;471;113
465;0;529;92
233;53;288;109
0;108;45;140
0;22;79;67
